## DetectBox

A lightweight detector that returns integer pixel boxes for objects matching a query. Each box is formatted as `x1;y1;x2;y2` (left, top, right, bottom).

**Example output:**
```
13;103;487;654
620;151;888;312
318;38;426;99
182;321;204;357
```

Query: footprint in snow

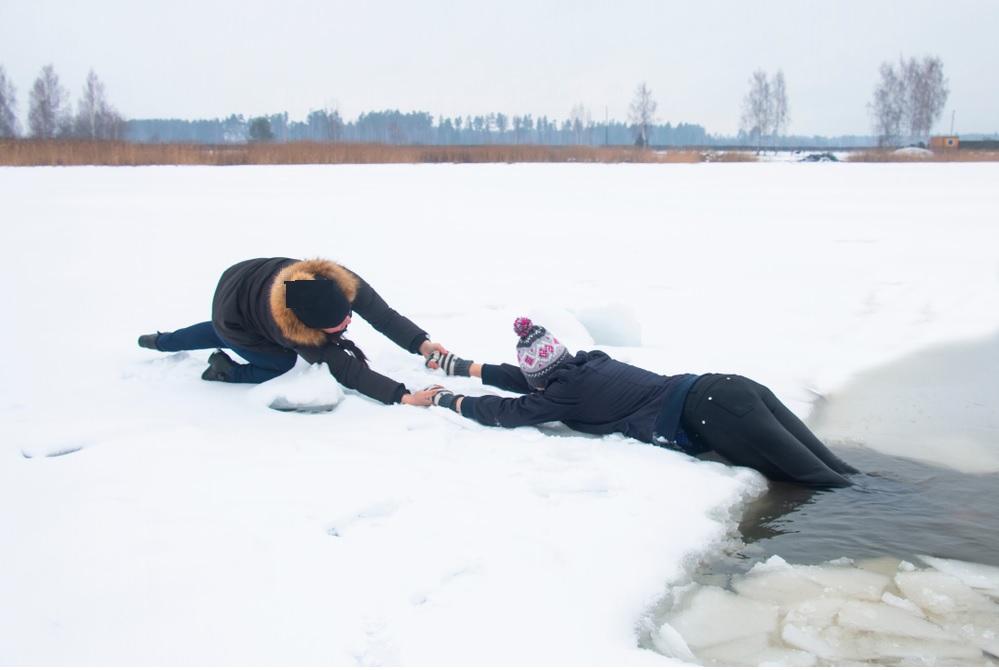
327;499;404;537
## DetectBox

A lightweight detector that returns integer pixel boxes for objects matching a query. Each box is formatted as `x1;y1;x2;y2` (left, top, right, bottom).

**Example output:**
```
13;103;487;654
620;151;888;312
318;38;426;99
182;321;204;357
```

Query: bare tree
486;113;497;141
74;69;125;140
770;69;790;145
326;105;343;142
869;61;907;148
512;115;523;144
75;70;104;139
740;69;771;153
28;64;71;138
740;69;792;152
628;82;657;147
478;116;489;142
904;55;948;142
869;55;948;148
269;111;289;142
0;65;19;138
569;103;590;145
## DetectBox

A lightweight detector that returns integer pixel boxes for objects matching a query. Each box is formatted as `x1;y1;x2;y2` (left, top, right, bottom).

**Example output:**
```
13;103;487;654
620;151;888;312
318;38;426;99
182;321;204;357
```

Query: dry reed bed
0;140;722;166
2;140;994;166
847;149;999;162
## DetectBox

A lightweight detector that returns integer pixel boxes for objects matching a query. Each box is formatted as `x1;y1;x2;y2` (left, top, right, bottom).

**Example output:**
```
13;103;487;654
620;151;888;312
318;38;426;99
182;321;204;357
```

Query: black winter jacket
459;350;698;445
212;257;429;404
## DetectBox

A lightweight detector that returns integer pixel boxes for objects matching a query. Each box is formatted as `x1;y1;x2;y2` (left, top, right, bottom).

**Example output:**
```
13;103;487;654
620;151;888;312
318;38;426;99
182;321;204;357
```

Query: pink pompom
513;317;534;338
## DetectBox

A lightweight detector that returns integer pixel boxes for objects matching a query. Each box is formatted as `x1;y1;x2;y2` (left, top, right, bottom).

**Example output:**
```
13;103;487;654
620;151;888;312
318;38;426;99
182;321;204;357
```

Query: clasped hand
425;351;473;377
420;384;462;411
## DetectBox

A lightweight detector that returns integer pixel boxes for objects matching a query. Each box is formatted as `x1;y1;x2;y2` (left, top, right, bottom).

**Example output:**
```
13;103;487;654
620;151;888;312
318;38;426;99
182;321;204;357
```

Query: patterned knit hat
514;317;570;388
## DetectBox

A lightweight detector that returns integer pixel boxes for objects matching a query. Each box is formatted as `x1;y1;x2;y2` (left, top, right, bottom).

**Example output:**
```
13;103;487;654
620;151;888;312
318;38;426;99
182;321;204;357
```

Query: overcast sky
2;0;997;137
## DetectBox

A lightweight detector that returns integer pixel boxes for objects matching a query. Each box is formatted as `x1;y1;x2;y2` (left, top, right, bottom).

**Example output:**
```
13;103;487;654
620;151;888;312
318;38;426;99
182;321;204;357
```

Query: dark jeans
681;374;858;488
156;321;297;384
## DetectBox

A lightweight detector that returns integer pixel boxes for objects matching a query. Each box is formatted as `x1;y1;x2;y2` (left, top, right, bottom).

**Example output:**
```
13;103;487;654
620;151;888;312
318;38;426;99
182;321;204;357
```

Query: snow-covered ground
1;162;997;665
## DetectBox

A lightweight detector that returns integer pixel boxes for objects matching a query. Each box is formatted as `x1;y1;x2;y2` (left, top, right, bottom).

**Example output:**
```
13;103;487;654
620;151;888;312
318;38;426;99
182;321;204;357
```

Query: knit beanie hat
514;317;570;388
285;277;351;329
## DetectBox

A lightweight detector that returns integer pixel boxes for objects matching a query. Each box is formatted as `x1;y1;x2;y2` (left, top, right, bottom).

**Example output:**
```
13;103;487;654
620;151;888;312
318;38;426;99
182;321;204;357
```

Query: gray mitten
427;351;473;377
423;385;464;412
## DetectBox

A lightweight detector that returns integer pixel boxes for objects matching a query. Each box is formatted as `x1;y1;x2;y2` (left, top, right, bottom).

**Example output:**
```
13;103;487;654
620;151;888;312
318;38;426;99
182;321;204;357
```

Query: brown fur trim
269;259;360;346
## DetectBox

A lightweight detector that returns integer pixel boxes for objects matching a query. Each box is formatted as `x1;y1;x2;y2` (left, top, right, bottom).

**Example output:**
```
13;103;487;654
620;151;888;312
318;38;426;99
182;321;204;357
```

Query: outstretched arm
348;275;451;364
426;352;531;394
351;278;429;352
400;386;440;407
426;351;480;377
423;384;569;428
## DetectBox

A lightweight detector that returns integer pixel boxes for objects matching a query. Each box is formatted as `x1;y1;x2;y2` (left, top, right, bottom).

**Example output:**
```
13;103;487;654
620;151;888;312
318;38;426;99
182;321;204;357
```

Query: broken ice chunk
662;585;779;650
651;621;697;663
918;554;999;599
935;610;999;657
851;630;984;663
837;600;961;641
781;621;860;661
799;563;893;601
880;590;926;616
895;570;999;616
697;632;817;667
732;565;829;611
785;596;848;630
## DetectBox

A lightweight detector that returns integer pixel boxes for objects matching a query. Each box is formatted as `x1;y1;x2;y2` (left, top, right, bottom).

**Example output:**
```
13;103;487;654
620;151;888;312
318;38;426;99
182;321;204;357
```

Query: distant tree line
1;59;970;150
128;109;712;147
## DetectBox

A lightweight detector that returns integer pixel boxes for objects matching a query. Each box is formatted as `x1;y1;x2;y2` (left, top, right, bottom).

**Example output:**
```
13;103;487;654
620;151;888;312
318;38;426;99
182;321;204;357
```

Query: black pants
156;321;297;384
680;374;858;488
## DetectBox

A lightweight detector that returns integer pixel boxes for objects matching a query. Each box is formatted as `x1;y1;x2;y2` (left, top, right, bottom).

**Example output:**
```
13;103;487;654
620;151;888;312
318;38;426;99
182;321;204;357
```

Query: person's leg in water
141;322;296;383
749;378;860;476
681;374;855;488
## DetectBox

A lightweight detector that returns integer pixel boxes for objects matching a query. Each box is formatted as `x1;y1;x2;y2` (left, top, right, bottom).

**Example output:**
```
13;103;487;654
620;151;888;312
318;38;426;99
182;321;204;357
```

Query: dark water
708;445;999;576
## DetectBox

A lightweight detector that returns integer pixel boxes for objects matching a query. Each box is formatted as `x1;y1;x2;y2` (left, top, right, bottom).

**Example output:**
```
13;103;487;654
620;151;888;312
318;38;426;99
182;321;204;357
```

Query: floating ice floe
653;554;999;666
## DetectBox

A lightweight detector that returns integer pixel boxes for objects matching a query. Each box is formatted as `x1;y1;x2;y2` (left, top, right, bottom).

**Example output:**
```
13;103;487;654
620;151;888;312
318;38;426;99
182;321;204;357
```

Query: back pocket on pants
704;377;756;417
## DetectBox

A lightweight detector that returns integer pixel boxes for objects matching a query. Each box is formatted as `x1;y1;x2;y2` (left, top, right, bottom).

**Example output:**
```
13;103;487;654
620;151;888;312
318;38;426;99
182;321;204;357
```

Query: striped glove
427;351;473;377
423;385;464;412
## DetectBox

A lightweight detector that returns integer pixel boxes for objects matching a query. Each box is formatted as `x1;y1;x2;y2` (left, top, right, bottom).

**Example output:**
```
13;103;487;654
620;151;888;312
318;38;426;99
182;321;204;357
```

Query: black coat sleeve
351;275;429;354
480;363;532;393
459;390;575;428
464;363;569;426
299;343;407;405
294;272;429;405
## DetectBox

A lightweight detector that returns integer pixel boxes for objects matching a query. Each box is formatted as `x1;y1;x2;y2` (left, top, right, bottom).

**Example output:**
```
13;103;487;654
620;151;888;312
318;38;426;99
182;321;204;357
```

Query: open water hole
732;446;999;570
645;446;999;666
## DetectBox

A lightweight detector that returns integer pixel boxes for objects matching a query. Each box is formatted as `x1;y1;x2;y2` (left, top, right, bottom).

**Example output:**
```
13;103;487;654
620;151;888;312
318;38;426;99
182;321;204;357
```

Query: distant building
957;139;999;151
930;136;959;150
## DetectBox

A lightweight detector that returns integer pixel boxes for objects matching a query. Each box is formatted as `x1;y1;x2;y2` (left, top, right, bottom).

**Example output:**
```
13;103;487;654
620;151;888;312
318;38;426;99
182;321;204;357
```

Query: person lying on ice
423;317;860;488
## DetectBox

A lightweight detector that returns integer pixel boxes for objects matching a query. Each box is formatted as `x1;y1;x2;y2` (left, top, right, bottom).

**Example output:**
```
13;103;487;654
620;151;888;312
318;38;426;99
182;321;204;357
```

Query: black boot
202;349;236;382
138;332;167;350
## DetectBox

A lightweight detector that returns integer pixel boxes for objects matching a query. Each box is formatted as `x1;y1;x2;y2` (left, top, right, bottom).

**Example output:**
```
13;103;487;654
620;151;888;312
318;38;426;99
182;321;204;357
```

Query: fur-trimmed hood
269;259;359;347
